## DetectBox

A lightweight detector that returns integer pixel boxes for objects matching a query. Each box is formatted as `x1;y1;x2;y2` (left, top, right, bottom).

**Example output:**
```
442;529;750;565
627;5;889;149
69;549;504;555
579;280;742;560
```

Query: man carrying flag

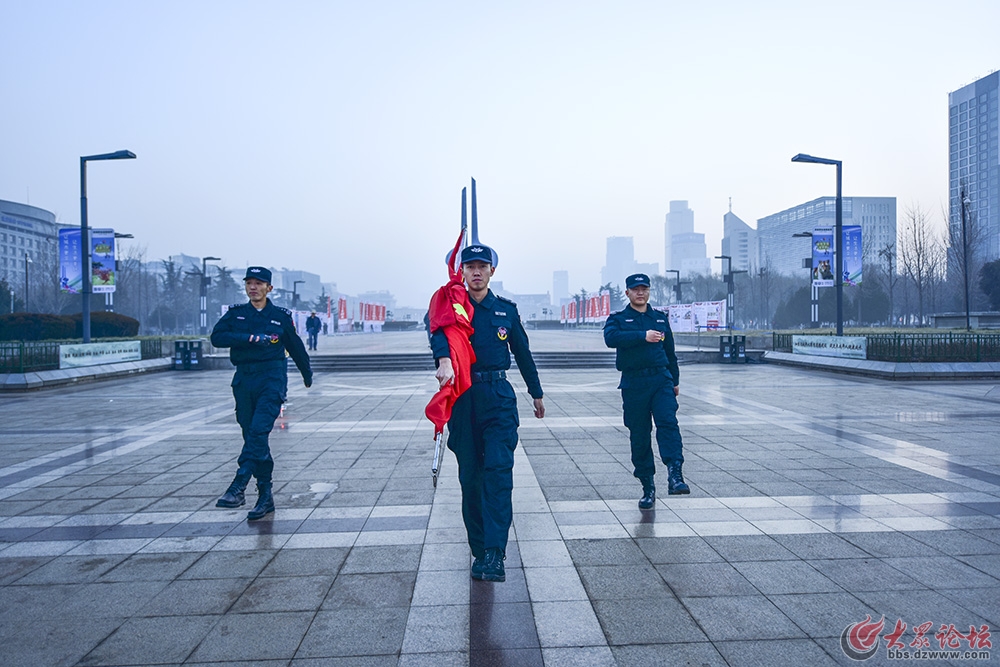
429;243;545;582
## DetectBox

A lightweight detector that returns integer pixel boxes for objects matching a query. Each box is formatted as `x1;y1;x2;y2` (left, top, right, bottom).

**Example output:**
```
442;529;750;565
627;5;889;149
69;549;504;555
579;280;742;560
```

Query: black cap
460;244;496;266
244;266;272;283
625;273;650;289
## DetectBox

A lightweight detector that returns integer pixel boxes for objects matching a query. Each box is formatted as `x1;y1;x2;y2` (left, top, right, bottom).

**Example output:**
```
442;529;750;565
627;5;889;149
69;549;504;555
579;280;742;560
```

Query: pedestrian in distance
211;266;313;520
604;273;689;510
432;244;545;582
306;310;321;351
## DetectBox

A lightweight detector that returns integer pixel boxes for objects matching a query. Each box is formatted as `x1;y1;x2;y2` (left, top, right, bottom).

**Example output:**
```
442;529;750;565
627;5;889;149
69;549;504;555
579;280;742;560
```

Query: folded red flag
424;231;476;434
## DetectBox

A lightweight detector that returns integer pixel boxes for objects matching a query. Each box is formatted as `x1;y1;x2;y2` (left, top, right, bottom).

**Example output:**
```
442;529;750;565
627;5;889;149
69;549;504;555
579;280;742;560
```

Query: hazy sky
2;1;998;307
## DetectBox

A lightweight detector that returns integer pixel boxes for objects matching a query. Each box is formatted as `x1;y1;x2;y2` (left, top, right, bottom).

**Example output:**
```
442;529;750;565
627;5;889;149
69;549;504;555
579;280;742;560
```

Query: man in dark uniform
604;273;689;510
432;244;545;582
306;311;321;351
211;266;313;520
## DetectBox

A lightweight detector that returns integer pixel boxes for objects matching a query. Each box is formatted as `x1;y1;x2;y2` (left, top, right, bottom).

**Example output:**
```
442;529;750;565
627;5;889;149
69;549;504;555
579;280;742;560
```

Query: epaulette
496;294;517;307
277;306;292;316
229;302;246;309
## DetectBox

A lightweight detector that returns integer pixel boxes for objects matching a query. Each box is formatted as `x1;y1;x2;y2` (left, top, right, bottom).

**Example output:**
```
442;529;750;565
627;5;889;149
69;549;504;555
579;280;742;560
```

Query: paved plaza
1;358;999;666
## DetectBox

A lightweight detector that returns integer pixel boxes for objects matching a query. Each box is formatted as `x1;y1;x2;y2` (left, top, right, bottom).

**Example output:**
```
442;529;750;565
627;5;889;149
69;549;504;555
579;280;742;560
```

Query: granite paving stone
3;356;1000;665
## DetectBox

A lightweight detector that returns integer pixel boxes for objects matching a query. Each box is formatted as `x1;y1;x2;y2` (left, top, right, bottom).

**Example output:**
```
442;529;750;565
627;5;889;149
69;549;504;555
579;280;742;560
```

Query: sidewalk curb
0;357;174;391
765;350;1000;380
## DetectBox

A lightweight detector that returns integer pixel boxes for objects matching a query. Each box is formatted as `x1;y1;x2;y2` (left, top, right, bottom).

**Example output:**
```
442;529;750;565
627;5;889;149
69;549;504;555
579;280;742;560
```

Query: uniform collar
625;304;650;316
475;289;497;309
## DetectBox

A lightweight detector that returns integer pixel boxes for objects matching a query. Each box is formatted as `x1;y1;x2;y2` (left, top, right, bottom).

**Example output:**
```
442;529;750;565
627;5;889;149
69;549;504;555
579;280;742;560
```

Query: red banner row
560;294;611;323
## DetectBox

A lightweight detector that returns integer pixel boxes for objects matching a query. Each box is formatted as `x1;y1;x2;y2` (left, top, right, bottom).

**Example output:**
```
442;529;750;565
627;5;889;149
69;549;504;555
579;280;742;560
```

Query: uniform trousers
232;361;287;484
447;379;520;557
621;373;683;480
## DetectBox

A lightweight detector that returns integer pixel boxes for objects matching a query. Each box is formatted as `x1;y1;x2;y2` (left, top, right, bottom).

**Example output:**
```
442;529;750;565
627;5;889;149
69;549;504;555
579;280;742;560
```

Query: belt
623;366;668;377
471;370;506;383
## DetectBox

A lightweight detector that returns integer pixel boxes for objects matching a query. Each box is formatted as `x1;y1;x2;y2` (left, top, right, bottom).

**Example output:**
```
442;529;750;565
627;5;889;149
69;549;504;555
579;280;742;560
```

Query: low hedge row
0;312;140;341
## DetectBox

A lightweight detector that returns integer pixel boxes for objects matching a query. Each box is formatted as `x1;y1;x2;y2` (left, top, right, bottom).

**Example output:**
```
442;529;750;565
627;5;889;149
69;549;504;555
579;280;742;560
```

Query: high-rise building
721;209;758;272
757;197;896;277
664;200;710;277
600;237;660;289
552;270;569;305
601;236;635;288
948;71;1000;270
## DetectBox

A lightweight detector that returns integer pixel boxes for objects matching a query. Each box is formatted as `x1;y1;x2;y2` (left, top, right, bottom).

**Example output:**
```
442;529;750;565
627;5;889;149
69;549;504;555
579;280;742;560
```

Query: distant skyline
2;1;998;307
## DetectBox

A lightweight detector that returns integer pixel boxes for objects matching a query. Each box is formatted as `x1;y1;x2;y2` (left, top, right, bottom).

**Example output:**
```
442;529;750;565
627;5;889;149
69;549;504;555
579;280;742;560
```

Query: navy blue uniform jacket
430;290;543;399
211;299;312;380
603;305;680;387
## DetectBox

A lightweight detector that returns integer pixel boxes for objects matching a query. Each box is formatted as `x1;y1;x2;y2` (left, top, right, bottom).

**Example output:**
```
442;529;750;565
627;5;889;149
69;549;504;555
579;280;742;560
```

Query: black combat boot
471;553;486;581
638;476;656;510
216;467;253;508
247;482;275;520
667;462;690;495
481;548;506;582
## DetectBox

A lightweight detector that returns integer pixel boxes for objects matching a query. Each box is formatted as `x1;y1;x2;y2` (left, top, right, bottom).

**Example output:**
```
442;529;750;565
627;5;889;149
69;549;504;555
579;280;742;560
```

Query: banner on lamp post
811;228;834;288
90;228;116;293
59;228;83;294
842;225;863;286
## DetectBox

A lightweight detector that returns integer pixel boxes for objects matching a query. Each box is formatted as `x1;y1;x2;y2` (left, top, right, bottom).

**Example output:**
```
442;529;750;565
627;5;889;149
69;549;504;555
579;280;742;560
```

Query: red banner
338;297;348;320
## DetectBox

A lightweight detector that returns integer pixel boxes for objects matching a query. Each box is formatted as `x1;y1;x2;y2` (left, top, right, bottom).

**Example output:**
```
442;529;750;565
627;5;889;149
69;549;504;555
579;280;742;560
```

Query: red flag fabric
424;230;476;434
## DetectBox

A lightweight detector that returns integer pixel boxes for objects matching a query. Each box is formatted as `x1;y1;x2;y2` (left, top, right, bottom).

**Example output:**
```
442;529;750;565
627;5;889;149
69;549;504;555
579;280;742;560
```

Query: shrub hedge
0;312;139;341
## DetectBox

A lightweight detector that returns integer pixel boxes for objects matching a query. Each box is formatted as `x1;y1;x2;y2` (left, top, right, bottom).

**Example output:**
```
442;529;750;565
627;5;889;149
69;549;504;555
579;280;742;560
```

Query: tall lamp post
792;153;843;335
23;252;32;312
664;269;690;303
80;150;136;343
960;187;972;331
198;256;222;334
714;255;747;330
292;280;305;310
793;231;819;327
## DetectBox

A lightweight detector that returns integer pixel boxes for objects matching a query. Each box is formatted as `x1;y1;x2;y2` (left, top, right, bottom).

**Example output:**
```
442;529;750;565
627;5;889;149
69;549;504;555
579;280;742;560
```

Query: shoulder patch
277;307;292;316
495;295;517;307
229;303;245;309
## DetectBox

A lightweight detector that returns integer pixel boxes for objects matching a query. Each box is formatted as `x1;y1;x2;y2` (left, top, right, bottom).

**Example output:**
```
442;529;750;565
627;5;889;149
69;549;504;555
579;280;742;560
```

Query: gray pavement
1;363;999;666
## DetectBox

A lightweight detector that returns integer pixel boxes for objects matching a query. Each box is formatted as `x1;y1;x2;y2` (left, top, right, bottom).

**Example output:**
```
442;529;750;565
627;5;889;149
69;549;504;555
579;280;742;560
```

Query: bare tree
877;242;900;326
899;204;943;325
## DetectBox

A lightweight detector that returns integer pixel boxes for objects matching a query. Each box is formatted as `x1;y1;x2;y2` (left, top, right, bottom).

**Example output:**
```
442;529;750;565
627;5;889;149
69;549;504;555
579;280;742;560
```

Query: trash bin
189;339;205;369
719;335;732;362
732;335;746;363
174;340;191;370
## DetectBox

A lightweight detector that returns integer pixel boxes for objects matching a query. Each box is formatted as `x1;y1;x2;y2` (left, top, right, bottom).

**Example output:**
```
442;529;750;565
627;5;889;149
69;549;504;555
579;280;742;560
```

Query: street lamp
23;252;32;312
664;269;690;303
714;255;747;330
198;256;222;334
80;150;136;343
292;280;305;310
793;231;819;327
960;186;972;332
792;152;843;335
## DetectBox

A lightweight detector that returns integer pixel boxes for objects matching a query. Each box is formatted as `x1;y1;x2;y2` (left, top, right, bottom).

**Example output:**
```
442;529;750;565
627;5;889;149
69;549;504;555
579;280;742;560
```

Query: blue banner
811;228;834;287
59;228;83;294
842;225;862;285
